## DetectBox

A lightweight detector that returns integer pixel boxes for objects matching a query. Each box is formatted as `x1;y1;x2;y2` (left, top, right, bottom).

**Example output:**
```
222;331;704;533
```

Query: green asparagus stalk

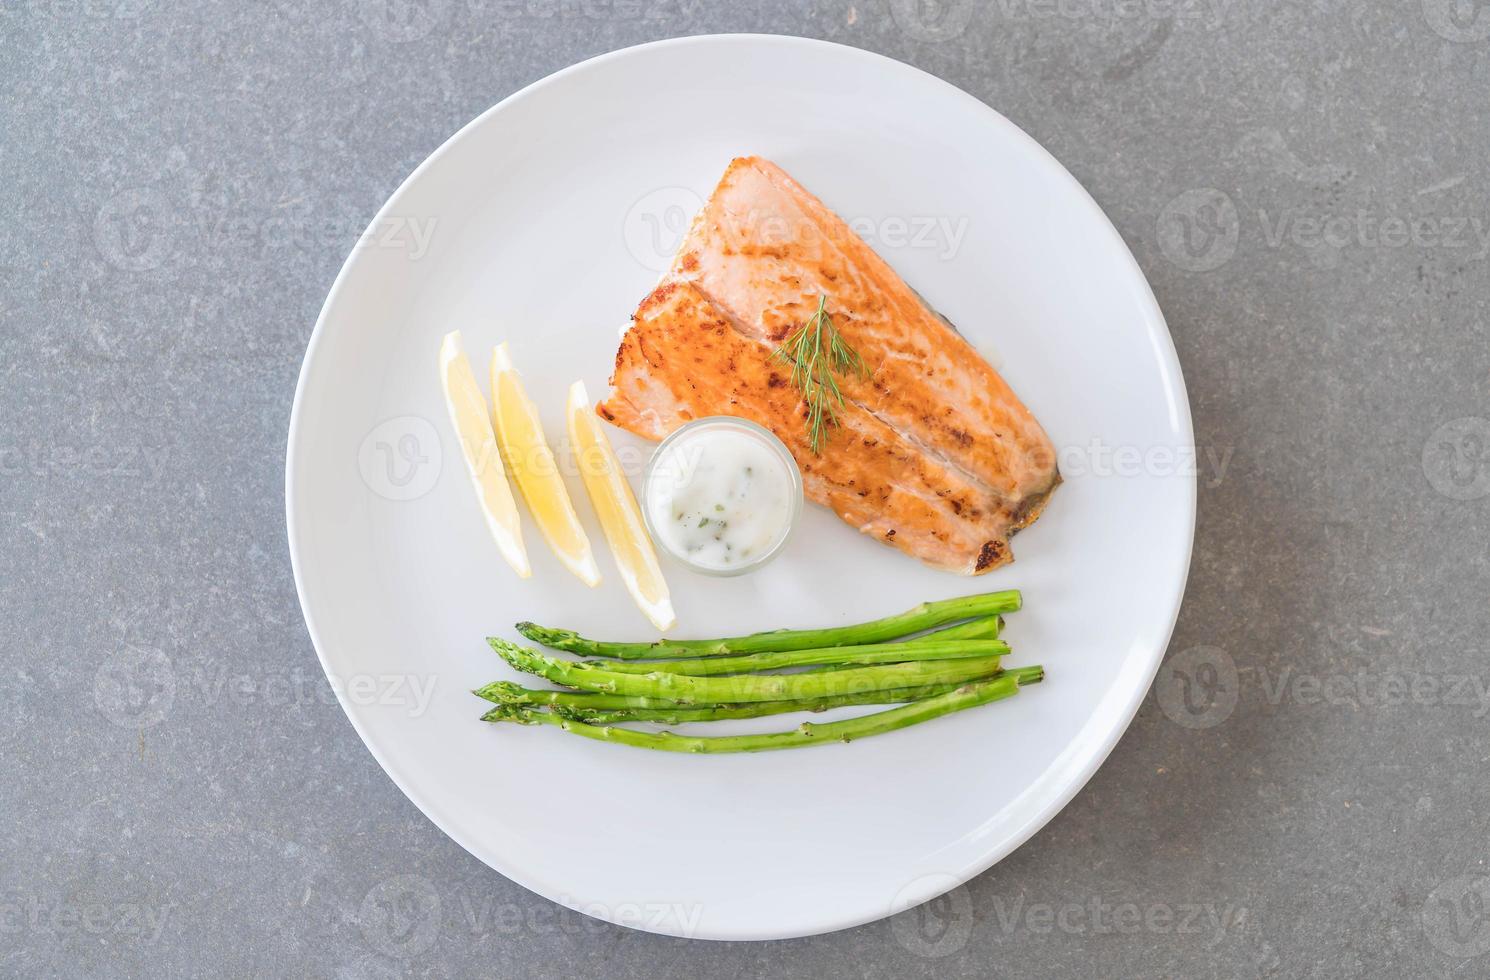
577;638;1009;676
917;615;1003;642
794;615;1003;673
478;618;1012;707
580;618;1007;676
551;688;961;724
490;638;1004;704
545;666;1045;725
473;668;1014;715
480;683;964;724
486;674;1025;752
474;681;690;711
514;589;1021;659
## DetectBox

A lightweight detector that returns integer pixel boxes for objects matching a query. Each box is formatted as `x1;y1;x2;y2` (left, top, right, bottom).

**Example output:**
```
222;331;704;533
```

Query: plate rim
285;32;1196;942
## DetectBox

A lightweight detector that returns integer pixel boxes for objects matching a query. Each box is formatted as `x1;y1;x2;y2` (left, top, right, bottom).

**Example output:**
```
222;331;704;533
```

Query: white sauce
646;426;796;572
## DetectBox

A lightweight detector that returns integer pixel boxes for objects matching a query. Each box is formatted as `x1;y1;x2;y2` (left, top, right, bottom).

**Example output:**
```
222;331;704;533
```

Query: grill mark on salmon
607;282;1007;571
600;157;1060;574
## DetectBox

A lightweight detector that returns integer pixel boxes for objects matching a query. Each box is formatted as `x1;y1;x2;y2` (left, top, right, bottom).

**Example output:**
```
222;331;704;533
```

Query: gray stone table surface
4;2;1489;977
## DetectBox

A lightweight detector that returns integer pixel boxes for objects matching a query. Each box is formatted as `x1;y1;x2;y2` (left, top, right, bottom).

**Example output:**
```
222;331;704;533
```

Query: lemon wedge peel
438;331;530;579
490;344;602;588
568;380;677;632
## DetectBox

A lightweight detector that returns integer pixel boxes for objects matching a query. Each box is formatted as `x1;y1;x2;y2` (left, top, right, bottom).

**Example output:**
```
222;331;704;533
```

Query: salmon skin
600;157;1060;575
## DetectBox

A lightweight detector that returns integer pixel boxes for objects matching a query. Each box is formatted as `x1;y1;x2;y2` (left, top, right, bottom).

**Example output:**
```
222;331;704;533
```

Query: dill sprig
772;295;869;453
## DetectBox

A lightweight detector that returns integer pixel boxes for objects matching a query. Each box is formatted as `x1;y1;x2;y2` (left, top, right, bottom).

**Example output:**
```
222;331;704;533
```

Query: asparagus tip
474;680;528;704
483;703;549;725
515;622;575;647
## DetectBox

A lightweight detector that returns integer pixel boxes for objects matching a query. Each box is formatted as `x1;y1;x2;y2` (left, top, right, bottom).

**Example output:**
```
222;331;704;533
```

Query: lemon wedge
438;331;530;578
490;344;601;587
568;381;676;631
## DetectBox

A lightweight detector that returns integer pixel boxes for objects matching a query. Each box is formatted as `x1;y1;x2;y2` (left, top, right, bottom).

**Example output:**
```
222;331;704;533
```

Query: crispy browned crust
598;158;1061;574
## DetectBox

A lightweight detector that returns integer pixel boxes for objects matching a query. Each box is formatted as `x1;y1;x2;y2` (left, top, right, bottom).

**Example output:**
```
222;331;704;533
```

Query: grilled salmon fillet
600;157;1060;574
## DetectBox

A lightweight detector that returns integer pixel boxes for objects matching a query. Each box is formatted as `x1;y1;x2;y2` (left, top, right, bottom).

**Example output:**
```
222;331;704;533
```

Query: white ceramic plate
286;35;1194;941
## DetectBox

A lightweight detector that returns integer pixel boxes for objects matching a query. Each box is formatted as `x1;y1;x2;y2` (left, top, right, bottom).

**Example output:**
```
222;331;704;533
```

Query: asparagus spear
545;666;1045;725
480;683;962;722
477;616;1007;703
577;638;1009;676
486;674;1024;752
551;688;959;724
490;638;1004;704
918;615;1003;641
515;589;1021;659
791;615;1004;673
474;676;982;714
474;681;689;711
